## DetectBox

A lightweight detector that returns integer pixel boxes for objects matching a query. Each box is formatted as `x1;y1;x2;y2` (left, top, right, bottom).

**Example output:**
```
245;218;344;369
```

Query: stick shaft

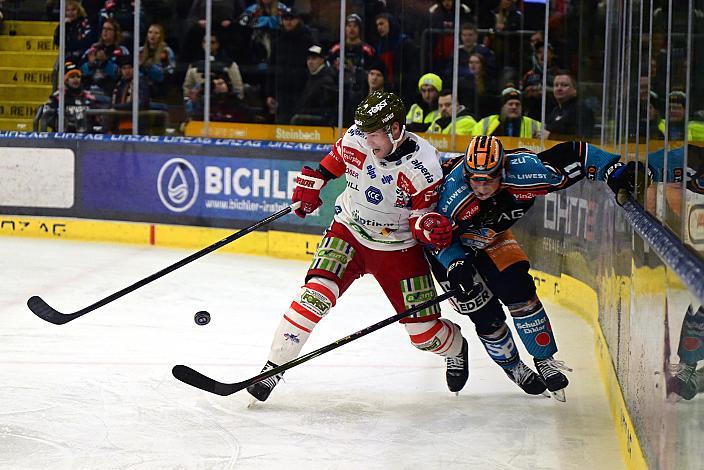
28;203;298;323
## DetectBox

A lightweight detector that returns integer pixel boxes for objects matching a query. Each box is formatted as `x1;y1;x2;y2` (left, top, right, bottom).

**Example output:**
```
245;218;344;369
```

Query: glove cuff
296;171;326;190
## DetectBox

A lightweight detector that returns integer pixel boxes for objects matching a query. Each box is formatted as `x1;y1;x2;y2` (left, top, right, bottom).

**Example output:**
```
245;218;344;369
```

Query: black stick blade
27;296;77;325
172;365;247;396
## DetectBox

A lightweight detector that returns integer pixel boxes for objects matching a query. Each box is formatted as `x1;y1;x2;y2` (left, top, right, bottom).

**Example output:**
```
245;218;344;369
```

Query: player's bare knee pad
404;318;463;357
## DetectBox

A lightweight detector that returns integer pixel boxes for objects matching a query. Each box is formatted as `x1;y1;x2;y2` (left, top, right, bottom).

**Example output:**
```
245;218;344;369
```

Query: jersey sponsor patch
366;165;377;179
410;159;435;183
401;274;440;318
394;187;410;208
459;228;498;249
397;172;416;194
381;174;393;184
343;146;365;169
457;200;480;221
365;186;383;204
508;189;546;200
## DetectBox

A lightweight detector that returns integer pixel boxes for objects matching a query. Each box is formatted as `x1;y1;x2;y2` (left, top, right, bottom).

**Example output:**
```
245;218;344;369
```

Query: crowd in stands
38;0;702;140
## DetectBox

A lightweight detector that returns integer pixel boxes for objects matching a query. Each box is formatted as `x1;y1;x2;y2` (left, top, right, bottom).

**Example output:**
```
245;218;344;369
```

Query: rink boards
5;131;700;469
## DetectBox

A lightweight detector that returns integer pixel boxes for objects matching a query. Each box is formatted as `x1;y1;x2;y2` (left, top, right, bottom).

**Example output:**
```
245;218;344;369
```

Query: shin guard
405;319;464;357
478;324;520;370
268;278;338;365
510;298;558;360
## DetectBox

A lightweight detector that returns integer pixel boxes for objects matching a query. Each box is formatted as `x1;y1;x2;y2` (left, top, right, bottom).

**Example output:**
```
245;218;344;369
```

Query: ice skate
446;337;469;394
667;363;698;400
247;361;284;402
505;361;548;396
534;356;572;402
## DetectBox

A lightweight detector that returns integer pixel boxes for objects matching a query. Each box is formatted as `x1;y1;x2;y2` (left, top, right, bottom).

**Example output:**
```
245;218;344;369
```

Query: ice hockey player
427;135;644;401
247;90;468;402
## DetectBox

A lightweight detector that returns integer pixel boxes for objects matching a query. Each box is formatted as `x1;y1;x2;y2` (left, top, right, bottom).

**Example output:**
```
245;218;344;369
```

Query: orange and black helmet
463;135;505;181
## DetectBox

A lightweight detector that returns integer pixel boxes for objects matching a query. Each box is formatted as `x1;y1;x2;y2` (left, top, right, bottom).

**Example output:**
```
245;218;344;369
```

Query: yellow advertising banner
185;121;684;157
184;121;338;143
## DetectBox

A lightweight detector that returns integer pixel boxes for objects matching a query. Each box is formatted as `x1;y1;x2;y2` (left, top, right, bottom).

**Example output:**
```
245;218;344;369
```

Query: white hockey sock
267;278;338;365
404;318;464;357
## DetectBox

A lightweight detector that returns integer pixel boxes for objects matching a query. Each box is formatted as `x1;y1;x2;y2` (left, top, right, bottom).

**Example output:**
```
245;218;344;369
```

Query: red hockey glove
412;212;453;248
292;166;327;218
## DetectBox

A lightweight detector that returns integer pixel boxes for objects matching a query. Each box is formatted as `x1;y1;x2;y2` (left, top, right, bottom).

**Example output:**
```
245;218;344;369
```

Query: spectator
290;45;338;126
629;76;661;140
189;72;252;123
472;86;542;138
545;72;595;140
520;70;546;121
427;0;473;74
80;44;120;101
53;0;95;64
522;30;544;71
180;0;240;64
41;61;98;133
447;22;497;79
658;91;704;141
406;73;442;132
139;24;176;99
183;35;245;116
457;52;499;118
239;0;290;66
112;54;150;109
367;60;386;94
265;7;314;124
529;42;561;93
83;19;130;64
485;0;522;32
47;0;103;22
374;12;418;104
427;89;476;135
112;54;150;133
99;0;145;45
330;13;375;126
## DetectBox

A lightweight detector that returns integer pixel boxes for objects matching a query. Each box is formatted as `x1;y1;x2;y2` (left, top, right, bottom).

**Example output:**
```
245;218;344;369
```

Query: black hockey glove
447;259;480;302
605;161;651;205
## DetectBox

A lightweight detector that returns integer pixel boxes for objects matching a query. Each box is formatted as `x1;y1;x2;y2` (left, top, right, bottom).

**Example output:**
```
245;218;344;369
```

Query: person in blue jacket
427;135;642;401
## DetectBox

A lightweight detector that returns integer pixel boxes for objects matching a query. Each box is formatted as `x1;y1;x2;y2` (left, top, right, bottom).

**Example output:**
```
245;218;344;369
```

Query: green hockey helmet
354;90;406;134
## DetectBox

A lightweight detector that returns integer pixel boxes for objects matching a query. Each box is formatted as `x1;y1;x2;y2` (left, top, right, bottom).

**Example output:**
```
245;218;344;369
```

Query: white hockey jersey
319;125;444;251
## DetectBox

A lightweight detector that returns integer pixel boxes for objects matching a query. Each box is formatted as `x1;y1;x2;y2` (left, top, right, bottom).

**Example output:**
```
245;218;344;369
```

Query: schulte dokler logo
157;158;199;212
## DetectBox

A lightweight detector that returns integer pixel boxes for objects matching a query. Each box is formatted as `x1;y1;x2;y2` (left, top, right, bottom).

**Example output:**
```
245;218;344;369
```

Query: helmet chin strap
386;124;406;155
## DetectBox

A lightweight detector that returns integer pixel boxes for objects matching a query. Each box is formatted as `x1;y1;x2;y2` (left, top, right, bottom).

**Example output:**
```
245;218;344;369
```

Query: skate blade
541;390;551;398
551;389;566;402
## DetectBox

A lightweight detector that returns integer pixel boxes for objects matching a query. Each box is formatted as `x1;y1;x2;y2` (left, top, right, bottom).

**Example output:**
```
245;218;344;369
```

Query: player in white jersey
247;91;469;402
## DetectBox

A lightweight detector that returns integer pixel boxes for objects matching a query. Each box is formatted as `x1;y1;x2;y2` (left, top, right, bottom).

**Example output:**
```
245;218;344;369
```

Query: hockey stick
27;202;301;325
172;288;459;396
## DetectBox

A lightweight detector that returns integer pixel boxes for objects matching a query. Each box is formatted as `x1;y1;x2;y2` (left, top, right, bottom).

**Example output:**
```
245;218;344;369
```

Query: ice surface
0;237;624;469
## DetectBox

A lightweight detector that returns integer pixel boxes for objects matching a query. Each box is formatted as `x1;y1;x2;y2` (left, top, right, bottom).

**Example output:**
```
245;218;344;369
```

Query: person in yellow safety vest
657;91;704;142
427;89;477;135
406;72;442;132
472;86;542;138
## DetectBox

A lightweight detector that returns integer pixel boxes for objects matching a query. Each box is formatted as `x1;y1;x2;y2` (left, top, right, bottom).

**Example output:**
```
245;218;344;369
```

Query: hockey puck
194;311;211;325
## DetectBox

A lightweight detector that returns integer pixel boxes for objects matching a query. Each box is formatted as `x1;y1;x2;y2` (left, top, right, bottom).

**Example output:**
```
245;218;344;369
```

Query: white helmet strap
386;124;406;155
